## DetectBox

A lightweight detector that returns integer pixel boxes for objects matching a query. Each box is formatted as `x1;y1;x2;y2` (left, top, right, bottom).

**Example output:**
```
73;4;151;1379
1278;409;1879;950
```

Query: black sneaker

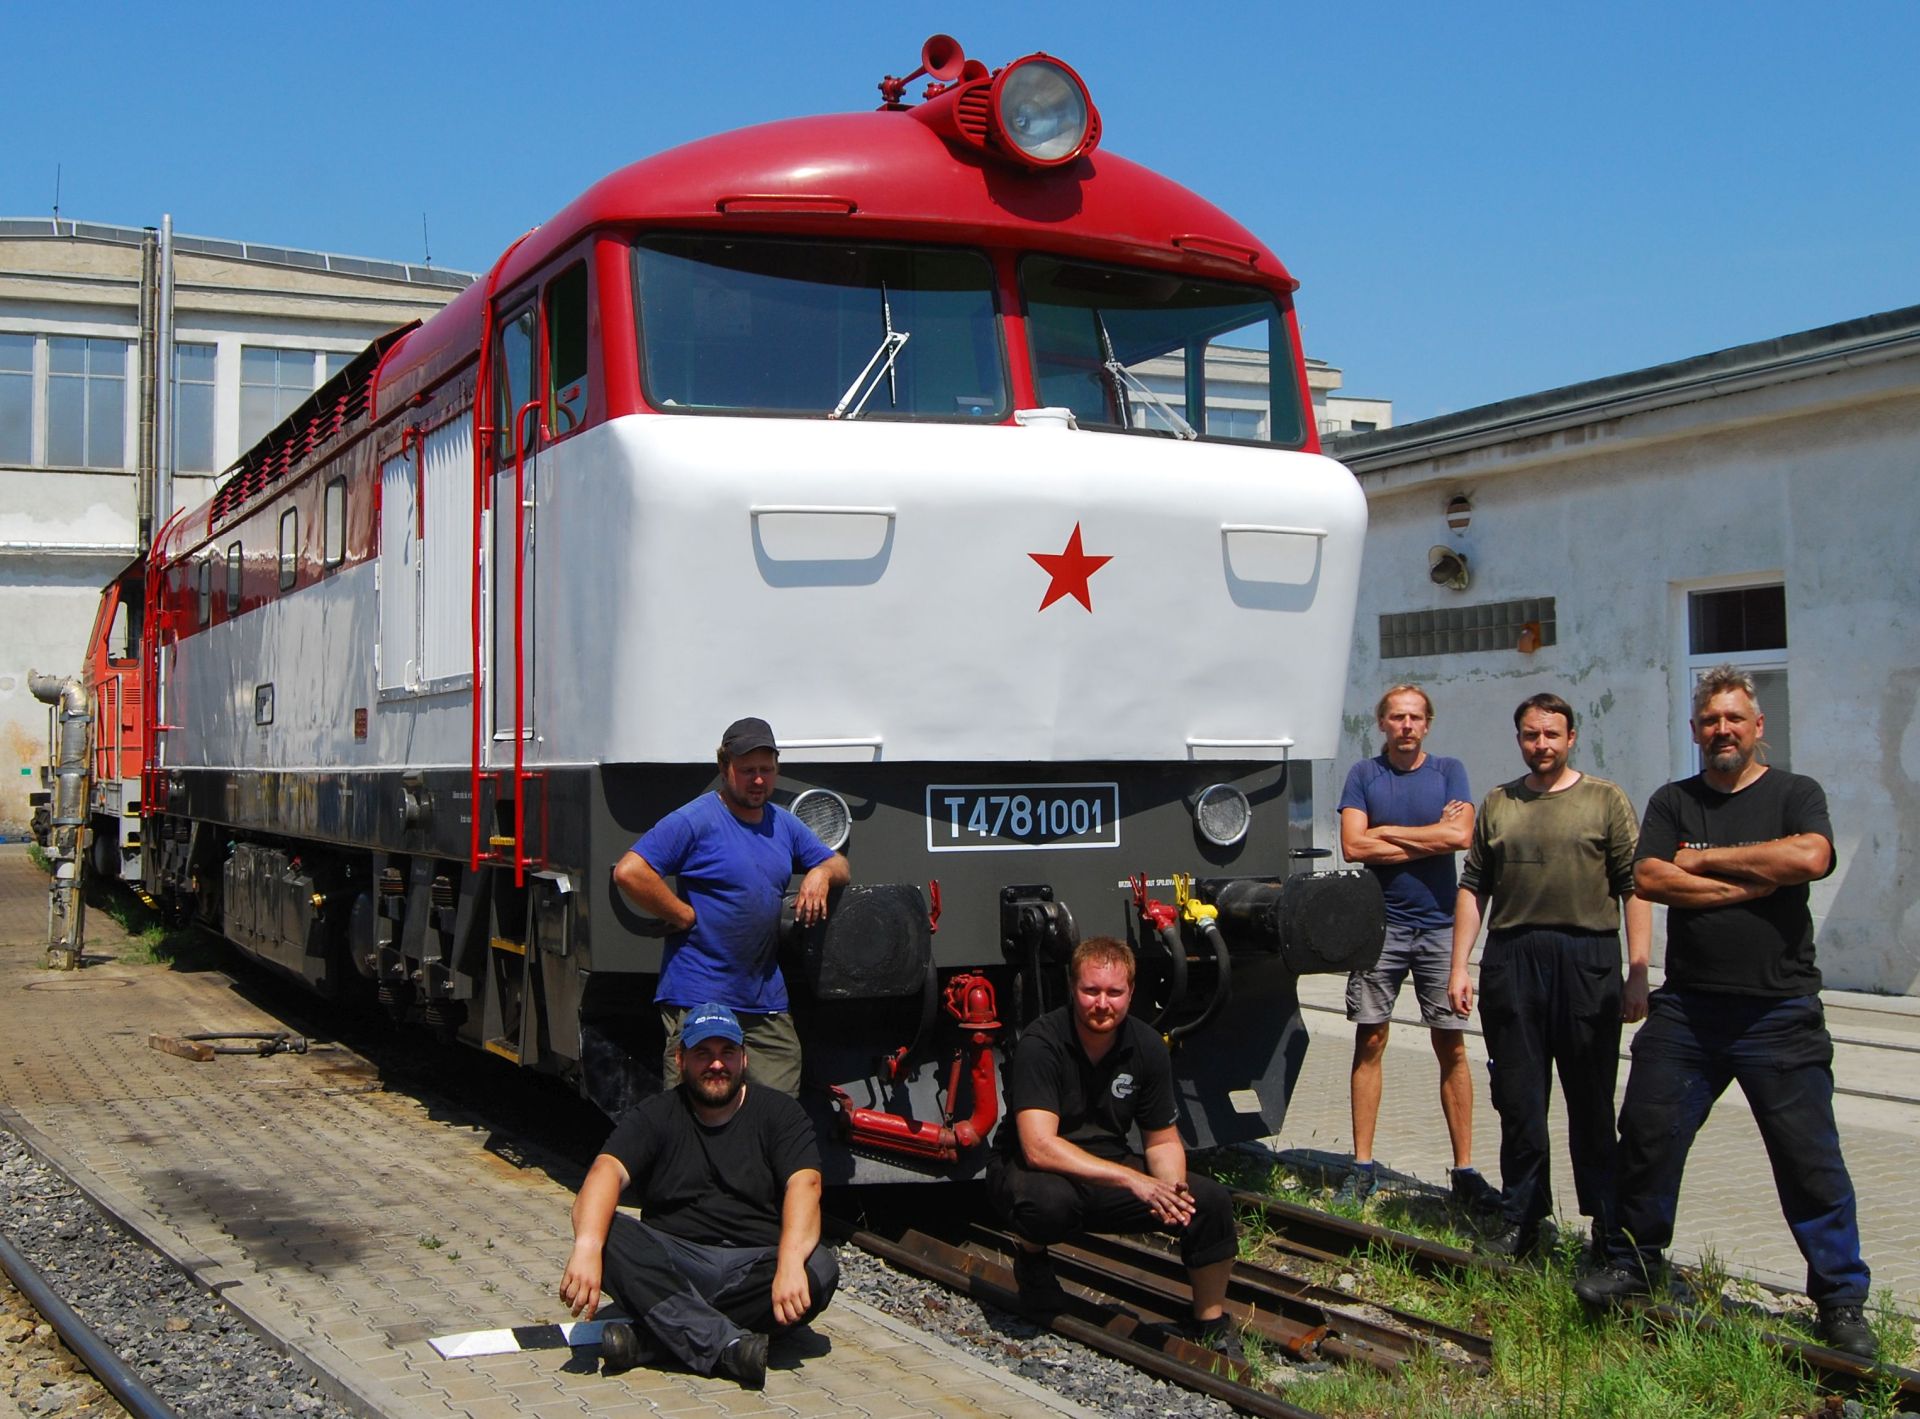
599;1320;649;1374
1333;1164;1377;1206
1815;1303;1876;1360
1574;1264;1651;1309
1011;1246;1071;1314
1182;1315;1246;1364
716;1332;769;1390
1449;1167;1502;1215
1479;1217;1544;1261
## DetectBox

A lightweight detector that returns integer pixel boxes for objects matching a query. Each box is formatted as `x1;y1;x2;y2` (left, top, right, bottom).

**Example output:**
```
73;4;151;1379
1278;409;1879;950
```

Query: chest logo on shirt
1110;1073;1136;1100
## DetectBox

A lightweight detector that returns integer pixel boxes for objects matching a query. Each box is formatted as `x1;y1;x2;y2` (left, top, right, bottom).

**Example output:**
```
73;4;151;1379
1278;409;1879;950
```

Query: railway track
0;1225;167;1419
839;1185;1920;1417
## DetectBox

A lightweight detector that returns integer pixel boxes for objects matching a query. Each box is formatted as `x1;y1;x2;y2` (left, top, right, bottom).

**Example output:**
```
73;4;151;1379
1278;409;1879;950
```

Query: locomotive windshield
1021;256;1306;448
634;237;1006;420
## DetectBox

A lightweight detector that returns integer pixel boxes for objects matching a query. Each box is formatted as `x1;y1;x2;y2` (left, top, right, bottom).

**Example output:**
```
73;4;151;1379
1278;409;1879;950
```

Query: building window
279;508;298;589
46;337;128;469
0;334;31;464
1205;405;1266;440
1350;420;1378;434
323;477;347;567
324;351;354;382
1684;582;1788;770
175;343;217;474
240;347;324;448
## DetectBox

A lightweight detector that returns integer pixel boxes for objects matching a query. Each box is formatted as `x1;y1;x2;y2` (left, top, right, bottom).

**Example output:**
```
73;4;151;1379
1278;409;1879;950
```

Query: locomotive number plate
926;783;1120;853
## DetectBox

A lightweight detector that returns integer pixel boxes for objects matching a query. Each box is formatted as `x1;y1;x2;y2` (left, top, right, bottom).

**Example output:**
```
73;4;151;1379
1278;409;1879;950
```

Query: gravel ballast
0;1126;354;1419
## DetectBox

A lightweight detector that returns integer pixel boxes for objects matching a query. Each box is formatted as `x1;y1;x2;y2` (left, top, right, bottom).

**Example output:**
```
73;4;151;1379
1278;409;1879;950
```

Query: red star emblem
1028;522;1112;612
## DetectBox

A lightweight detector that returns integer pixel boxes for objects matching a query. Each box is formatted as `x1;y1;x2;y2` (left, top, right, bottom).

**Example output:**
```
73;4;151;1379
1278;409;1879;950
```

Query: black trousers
602;1215;838;1374
1478;928;1623;1238
985;1150;1238;1269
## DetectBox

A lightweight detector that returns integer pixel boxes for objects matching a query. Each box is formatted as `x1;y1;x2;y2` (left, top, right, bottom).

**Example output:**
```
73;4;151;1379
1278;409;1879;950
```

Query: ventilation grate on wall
1380;597;1557;659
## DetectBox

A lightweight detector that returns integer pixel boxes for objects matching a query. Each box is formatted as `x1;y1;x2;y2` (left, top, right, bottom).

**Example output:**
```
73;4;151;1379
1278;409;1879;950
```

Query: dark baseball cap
680;1002;744;1049
720;717;778;758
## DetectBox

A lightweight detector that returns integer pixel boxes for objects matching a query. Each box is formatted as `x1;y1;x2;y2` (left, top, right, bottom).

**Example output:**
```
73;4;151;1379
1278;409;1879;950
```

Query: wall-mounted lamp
1445;494;1473;531
1428;545;1471;591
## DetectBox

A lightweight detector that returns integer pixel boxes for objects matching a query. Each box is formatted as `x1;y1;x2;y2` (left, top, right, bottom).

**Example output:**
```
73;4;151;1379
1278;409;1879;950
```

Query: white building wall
1332;331;1920;995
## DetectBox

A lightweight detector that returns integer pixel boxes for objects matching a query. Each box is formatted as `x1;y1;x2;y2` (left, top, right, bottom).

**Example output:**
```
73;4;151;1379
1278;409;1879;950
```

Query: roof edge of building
1329;302;1920;471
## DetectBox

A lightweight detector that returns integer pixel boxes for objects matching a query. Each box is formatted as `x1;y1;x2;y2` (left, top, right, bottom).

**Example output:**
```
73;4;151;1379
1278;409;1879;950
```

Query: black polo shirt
998;1007;1179;1162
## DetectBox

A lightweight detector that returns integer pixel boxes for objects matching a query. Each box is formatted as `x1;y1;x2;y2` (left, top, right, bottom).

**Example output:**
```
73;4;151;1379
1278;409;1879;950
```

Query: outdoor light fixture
1428;545;1471;591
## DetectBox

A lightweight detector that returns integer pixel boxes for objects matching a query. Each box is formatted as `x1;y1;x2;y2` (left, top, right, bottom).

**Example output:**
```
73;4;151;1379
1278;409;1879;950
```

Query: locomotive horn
920;34;965;82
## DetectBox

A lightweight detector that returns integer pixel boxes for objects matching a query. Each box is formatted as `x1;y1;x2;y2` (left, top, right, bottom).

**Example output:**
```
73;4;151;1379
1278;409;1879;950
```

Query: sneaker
1182;1315;1246;1364
1815;1303;1876;1360
598;1320;648;1374
1449;1167;1502;1215
716;1332;769;1390
1011;1246;1071;1314
1574;1264;1651;1309
1333;1163;1377;1206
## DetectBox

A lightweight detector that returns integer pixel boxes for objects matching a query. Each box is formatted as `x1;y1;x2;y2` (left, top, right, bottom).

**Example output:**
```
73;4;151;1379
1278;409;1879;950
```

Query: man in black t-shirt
987;937;1242;1357
559;1002;838;1389
1576;668;1873;1359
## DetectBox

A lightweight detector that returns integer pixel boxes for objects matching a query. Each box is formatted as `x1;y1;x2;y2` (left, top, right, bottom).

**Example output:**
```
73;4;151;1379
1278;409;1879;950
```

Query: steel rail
845;1223;1331;1419
0;1226;178;1419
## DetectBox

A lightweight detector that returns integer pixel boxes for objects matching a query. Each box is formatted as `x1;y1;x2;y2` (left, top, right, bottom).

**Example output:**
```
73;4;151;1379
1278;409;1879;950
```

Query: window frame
196;556;213;627
0;331;135;471
226;541;243;612
1670;574;1790;775
278;508;299;591
323;477;347;568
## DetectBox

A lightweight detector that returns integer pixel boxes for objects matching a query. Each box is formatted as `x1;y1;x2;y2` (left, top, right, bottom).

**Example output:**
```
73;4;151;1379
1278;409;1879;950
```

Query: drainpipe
29;672;91;970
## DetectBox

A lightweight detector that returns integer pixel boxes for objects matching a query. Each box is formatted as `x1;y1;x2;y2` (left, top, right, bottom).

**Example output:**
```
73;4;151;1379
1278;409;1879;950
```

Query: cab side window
494;306;538;460
545;263;590;436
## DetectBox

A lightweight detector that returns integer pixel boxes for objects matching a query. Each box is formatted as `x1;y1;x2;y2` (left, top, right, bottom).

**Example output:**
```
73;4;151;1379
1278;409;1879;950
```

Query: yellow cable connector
1174;872;1217;923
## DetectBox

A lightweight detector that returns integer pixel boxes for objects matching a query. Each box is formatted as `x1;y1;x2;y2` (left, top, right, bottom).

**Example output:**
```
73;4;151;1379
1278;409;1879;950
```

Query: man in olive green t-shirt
1447;692;1651;1259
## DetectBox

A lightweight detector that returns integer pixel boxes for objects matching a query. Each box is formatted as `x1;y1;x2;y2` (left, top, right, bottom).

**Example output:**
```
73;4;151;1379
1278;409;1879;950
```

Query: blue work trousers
1606;989;1869;1305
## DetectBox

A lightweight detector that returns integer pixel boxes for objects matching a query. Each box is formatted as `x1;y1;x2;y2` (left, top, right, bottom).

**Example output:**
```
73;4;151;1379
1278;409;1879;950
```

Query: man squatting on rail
560;1001;839;1389
614;717;850;1095
1449;692;1651;1260
1335;684;1499;1213
1576;666;1875;1360
987;936;1244;1358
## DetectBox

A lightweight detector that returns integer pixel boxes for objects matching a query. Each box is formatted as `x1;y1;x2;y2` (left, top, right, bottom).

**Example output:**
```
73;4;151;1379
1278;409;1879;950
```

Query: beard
687;1068;745;1109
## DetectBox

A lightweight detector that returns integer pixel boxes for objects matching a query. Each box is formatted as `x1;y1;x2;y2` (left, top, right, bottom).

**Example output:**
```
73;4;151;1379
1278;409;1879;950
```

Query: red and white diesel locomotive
93;37;1383;1180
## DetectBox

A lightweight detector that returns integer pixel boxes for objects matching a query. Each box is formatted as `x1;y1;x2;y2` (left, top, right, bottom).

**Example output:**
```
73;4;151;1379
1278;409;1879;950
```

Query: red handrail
510;399;544;886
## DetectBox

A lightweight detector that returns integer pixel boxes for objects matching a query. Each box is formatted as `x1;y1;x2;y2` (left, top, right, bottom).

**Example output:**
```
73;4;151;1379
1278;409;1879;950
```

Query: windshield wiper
830;283;910;420
1093;310;1196;440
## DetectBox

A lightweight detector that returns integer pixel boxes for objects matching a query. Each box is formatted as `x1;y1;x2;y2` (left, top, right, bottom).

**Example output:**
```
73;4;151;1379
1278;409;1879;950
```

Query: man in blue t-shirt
613;717;849;1096
1334;685;1495;1213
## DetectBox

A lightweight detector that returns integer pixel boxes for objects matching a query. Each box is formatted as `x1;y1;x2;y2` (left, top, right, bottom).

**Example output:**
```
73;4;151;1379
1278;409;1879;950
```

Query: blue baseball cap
680;1002;744;1050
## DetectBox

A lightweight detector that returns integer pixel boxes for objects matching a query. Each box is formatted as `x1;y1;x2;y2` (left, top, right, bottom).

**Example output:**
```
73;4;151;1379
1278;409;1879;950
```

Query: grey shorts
1346;924;1462;1029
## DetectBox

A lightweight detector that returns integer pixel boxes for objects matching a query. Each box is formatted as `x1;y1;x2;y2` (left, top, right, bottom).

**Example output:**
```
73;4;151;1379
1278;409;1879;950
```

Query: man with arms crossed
560;1002;838;1389
987;937;1243;1357
614;717;849;1094
1576;667;1873;1359
1336;684;1497;1211
1449;693;1651;1259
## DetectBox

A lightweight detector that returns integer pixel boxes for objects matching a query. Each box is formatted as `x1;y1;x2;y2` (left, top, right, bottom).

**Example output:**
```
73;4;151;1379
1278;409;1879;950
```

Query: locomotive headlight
790;788;852;851
994;57;1094;166
1194;784;1252;847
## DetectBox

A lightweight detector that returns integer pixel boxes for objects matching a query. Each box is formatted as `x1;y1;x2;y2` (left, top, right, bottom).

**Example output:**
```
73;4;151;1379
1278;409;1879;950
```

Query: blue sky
7;1;1916;423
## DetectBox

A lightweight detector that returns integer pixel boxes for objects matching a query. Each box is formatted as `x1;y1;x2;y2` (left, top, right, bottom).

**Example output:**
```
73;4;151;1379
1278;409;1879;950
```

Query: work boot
1573;1264;1651;1309
1182;1315;1246;1363
716;1332;769;1390
1449;1167;1502;1216
1478;1217;1543;1261
1012;1246;1071;1314
1815;1303;1876;1360
1333;1162;1377;1206
599;1321;648;1374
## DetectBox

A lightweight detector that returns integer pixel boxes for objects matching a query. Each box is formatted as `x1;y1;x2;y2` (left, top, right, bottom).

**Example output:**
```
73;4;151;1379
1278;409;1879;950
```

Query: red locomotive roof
375;110;1295;411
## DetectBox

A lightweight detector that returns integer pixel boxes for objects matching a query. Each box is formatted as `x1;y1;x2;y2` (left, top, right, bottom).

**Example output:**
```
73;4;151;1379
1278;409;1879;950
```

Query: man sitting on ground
986;936;1242;1357
559;1002;838;1389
